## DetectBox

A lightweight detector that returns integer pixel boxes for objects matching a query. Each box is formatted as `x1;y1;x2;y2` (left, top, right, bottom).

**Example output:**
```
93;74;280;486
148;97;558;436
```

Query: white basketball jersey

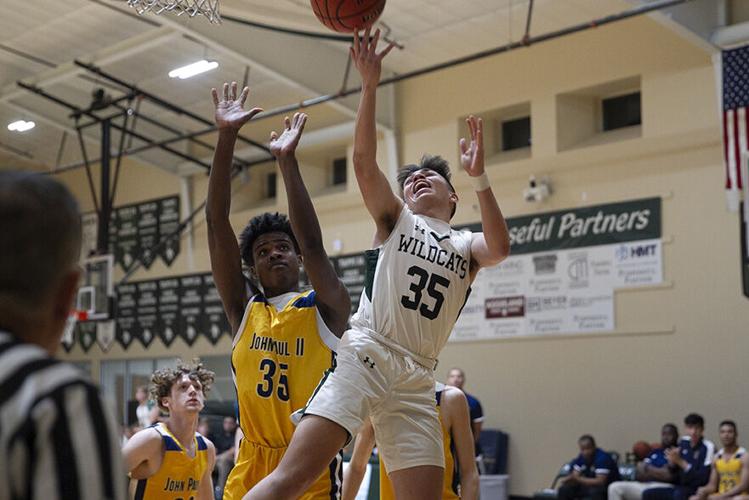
351;205;473;361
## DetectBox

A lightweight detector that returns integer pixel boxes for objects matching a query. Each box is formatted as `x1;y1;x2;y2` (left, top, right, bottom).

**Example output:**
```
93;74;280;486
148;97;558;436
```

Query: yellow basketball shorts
222;438;342;500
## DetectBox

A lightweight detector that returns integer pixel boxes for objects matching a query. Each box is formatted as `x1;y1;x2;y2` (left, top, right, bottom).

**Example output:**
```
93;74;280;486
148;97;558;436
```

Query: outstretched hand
270;112;308;160
350;27;395;88
211;81;263;131
459;115;485;177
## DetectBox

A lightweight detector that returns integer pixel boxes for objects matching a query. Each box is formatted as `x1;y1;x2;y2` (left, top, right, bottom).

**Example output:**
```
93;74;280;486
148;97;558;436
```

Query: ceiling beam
0;26;179;104
114;5;395;128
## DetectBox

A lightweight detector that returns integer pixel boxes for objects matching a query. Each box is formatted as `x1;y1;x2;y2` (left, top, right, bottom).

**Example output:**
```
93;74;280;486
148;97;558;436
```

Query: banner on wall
451;197;662;341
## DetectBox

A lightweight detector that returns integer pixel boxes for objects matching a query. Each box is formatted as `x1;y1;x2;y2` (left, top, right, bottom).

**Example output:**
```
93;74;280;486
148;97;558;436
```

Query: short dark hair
238;212;298;266
662;423;678;434
579;434;596;447
0;172;81;311
719;420;737;431
396;155;457;218
150;359;215;413
684;413;705;428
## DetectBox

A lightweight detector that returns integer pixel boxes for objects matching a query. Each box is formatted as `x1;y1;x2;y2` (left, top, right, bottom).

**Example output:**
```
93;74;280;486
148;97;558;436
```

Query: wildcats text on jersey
397;221;469;279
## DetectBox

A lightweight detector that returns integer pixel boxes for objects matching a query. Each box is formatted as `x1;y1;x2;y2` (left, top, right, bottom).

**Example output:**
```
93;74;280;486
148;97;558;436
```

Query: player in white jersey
243;28;510;500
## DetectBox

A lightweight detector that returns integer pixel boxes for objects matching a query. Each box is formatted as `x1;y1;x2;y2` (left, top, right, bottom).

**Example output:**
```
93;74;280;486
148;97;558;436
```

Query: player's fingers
459;137;468;155
379;41;396;59
222;82;229;101
371;28;380;51
353;30;360;55
270;131;278;141
239;86;250;107
297;113;308;133
284;116;291;130
246;107;263;120
211;88;219;107
230;81;238;101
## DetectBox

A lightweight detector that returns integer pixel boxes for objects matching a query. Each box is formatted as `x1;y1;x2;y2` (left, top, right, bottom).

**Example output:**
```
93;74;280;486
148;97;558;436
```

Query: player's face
661;426;678;448
402;169;457;215
719;424;737;447
446;369;464;389
251;232;300;295
167;374;205;414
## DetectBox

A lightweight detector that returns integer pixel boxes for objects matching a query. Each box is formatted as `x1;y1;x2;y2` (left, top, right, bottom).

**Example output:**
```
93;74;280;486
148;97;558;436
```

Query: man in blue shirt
558;435;621;500
447;367;484;455
609;423;680;500
643;414;715;500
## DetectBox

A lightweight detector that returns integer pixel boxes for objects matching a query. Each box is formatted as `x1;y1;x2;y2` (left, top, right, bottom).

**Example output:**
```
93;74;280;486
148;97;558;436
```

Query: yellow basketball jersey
232;290;336;447
715;447;747;494
133;423;209;500
380;389;459;500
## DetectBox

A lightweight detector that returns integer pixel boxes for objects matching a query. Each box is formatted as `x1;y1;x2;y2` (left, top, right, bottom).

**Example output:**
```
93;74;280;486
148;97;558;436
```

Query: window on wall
266;172;277;199
100;357;179;428
332;157;347;186
501;116;531;151
602;92;641;131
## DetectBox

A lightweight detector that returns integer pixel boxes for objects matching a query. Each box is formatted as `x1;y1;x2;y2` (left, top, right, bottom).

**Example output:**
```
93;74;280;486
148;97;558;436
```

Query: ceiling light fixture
168;60;219;79
7;120;35;132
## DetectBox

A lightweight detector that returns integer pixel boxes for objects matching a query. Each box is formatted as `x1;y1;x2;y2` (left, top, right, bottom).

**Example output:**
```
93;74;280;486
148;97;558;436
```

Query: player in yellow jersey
206;82;352;499
123;360;217;500
342;383;479;500
691;421;749;500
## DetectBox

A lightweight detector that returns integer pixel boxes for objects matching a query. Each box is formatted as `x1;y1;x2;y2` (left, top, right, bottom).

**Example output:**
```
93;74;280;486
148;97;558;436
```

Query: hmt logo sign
616;243;657;261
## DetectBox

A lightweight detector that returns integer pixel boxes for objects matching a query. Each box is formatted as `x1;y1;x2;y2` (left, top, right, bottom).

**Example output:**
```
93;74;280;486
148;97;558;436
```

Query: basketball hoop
125;0;221;24
62;309;89;345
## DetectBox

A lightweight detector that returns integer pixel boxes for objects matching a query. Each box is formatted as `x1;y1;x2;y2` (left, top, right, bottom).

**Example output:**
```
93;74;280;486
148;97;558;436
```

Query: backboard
77;254;115;321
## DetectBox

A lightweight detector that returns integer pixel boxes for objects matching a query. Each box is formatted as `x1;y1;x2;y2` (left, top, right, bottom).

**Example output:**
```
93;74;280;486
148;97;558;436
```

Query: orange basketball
632;440;652;460
310;0;386;33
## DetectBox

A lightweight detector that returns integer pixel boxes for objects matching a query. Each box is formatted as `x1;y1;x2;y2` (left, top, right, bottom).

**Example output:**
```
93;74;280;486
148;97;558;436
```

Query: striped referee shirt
0;331;125;500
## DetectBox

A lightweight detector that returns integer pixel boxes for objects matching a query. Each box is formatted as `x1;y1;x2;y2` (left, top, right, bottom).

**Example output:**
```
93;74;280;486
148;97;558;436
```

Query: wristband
470;172;491;191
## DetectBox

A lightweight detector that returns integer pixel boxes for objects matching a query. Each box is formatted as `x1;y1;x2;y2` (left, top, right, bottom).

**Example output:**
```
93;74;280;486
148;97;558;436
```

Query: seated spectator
134;384;159;428
690;420;749;500
197;416;211;438
210;416;238;495
558;435;621;500
643;413;715;500
609;423;680;500
447;367;485;456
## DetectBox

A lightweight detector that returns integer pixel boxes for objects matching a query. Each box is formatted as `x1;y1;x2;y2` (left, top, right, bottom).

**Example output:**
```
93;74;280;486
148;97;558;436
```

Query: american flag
721;44;749;212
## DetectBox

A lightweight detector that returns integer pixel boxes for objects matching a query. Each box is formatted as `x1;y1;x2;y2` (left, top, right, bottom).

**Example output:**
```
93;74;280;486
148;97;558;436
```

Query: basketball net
125;0;221;24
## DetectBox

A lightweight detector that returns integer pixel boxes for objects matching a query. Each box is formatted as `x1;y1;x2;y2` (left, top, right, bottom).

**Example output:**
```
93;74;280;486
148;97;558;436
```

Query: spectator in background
135;384;159;428
643;413;715;500
211;416;238;495
447;367;484;455
558;435;620;500
609;423;680;500
689;420;749;500
197;416;211;438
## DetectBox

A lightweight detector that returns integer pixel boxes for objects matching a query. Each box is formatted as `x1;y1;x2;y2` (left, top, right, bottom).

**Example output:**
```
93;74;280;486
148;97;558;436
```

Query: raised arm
350;28;402;244
458;116;510;280
205;82;262;333
444;388;479;500
342;419;376;500
269;113;351;336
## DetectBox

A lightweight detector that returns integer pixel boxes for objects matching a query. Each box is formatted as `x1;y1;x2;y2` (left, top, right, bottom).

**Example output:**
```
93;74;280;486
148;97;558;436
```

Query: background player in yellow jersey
691;421;749;500
206;82;352;499
342;383;479;500
123;361;217;500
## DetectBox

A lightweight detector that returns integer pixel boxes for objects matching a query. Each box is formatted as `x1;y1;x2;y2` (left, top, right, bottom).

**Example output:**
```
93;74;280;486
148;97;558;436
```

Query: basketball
310;0;386;33
632;441;652;460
